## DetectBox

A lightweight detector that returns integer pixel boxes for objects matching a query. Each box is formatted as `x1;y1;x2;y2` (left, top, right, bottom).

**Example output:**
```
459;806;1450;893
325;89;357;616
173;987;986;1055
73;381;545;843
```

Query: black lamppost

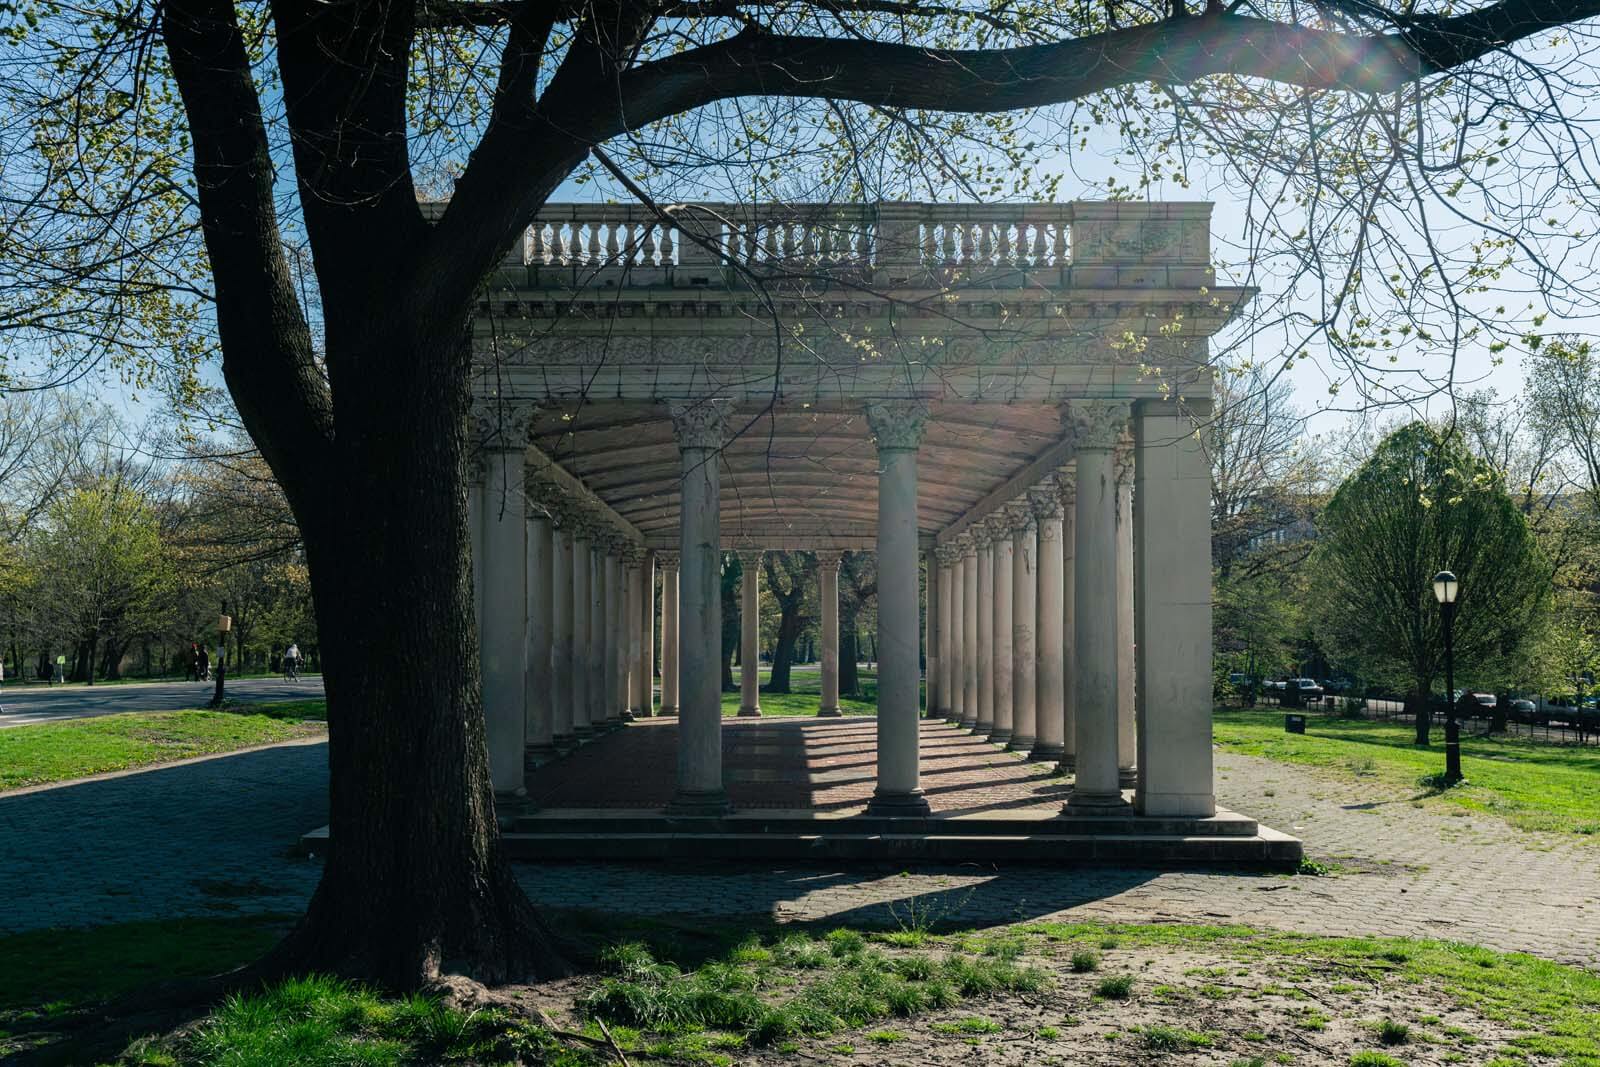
1432;570;1462;784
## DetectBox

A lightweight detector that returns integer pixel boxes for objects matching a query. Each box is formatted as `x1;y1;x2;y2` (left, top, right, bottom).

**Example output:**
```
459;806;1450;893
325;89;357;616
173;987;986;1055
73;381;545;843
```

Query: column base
1117;766;1138;788
865;789;931;817
1057;753;1077;773
944;712;963;725
524;743;559;770
988;729;1013;746
737;706;762;718
1027;742;1065;762
817;706;843;718
1006;734;1036;753
572;724;595;740
665;790;732;816
1064;789;1132;814
658;705;679;716
958;716;978;730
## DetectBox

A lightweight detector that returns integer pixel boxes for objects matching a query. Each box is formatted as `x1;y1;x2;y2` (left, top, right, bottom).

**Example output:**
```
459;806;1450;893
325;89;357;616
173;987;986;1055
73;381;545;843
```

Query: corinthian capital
1028;482;1063;522
669;399;731;451
816;552;843;575
472;399;537;453
1063;399;1131;453
656;550;681;570
934;544;962;568
865;399;929;452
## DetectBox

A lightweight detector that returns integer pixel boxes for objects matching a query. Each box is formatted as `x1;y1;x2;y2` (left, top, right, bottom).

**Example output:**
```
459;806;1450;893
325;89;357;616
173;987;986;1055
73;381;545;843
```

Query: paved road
2;735;1596;970
0;676;326;728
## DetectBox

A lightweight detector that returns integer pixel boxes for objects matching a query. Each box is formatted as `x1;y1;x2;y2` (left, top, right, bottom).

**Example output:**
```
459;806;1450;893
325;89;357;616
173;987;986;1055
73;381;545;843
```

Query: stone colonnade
470;397;1213;820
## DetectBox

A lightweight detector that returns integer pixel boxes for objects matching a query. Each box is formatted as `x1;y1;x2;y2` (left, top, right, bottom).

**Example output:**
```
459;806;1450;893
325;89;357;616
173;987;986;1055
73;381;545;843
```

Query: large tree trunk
840;623;860;696
257;327;562;988
767;610;803;693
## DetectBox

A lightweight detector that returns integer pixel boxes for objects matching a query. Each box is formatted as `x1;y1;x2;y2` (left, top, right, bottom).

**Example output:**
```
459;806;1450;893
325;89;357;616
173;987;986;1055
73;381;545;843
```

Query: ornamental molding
865;399;930;451
669;398;732;451
1064;399;1132;452
472;400;537;453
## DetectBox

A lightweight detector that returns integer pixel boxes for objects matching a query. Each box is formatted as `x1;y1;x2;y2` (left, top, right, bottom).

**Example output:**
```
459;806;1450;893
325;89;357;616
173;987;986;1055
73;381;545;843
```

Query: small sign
1285;714;1306;734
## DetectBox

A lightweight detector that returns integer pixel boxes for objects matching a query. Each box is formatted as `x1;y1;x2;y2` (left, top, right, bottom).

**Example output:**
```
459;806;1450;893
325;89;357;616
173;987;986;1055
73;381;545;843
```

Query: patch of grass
866;1029;905;1043
1096;975;1135;1000
931;1017;1001;1035
0;702;327;790
1038;1026;1060;1039
1140;1024;1212;1051
1231;1059;1268;1067
1350;1054;1406;1067
1380;1019;1412;1045
721;669;877;717
1213;707;1600;837
1070;950;1100;972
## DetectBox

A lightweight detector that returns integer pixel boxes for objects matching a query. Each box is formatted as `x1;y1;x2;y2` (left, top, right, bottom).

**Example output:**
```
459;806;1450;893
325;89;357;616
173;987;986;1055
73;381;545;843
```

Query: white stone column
570;526;592;737
1134;403;1217;816
866;400;930;816
601;547;621;724
946;547;966;724
476;405;533;798
658;551;681;715
1030;484;1065;762
1008;505;1038;752
923;553;936;716
1066;399;1132;811
817;552;843;717
551;520;575;747
525;506;556;763
1115;442;1137;787
669;400;731;815
633;553;653;716
737;549;763;717
935;548;956;719
989;516;1015;745
960;535;979;730
1058;472;1078;771
590;541;609;728
975;528;995;736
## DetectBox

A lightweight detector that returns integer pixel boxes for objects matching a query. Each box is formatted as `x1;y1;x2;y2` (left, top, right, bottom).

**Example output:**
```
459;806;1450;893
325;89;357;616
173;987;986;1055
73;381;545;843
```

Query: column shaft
670;402;730;814
1067;400;1131;810
947;556;965;723
975;536;995;734
481;448;528;795
660;559;680;715
636;555;655;715
525;513;555;761
1010;514;1038;752
866;401;930;816
1060;478;1078;770
570;536;591;736
936;558;954;718
923;553;935;715
819;555;843;716
738;552;763;716
960;543;978;729
1134;407;1217;816
604;552;622;723
1116;463;1137;786
551;527;575;744
589;548;607;727
1032;490;1066;761
991;524;1015;745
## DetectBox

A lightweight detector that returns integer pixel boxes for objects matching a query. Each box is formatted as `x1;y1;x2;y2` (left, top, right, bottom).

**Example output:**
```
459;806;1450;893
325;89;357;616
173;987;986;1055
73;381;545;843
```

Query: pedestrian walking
53;654;65;685
197;646;210;682
1;656;8;714
283;641;301;682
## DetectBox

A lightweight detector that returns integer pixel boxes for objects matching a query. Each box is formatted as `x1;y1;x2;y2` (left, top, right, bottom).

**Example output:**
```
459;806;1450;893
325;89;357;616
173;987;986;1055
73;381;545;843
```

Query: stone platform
300;716;1301;867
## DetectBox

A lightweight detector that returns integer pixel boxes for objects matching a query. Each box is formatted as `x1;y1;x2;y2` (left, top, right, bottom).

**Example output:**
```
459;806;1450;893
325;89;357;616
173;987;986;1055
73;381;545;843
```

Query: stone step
496;828;1303;867
508;808;1262;838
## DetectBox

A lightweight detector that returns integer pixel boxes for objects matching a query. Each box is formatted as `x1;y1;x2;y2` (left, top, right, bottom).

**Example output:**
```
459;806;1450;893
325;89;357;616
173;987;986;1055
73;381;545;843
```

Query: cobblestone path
3;731;1596;969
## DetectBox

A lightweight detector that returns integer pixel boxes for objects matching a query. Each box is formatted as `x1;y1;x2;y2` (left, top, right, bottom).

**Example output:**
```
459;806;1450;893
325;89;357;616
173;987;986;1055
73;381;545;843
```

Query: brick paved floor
531;717;1070;813
3;722;1596;970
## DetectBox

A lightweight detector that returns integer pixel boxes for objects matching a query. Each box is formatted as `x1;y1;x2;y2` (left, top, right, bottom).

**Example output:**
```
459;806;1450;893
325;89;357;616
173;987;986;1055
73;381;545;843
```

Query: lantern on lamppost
1431;570;1463;784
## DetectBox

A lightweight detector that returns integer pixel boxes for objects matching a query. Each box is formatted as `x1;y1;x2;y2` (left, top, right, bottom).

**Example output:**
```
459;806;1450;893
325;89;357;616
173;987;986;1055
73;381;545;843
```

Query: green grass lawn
0;700;327;792
718;666;882;717
1214;708;1600;837
9;913;1599;1066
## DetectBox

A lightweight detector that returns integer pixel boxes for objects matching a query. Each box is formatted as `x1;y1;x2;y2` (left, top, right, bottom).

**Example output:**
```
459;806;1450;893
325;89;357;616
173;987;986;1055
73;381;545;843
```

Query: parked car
1291;678;1325;700
1472;692;1497;709
1508;698;1537;723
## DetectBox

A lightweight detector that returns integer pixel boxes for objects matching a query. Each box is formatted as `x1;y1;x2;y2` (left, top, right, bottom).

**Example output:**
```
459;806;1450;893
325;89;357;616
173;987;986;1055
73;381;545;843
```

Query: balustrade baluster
1031;223;1048;265
1050;223;1068;265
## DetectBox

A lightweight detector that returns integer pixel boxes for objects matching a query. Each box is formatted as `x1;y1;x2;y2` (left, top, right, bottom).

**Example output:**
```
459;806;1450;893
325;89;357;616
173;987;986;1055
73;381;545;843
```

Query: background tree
1312;422;1551;743
763;552;816;694
839;552;878;697
28;479;177;684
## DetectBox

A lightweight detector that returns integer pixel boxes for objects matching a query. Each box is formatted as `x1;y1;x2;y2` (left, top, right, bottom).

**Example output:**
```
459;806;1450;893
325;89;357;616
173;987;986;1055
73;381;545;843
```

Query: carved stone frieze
864;399;929;452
